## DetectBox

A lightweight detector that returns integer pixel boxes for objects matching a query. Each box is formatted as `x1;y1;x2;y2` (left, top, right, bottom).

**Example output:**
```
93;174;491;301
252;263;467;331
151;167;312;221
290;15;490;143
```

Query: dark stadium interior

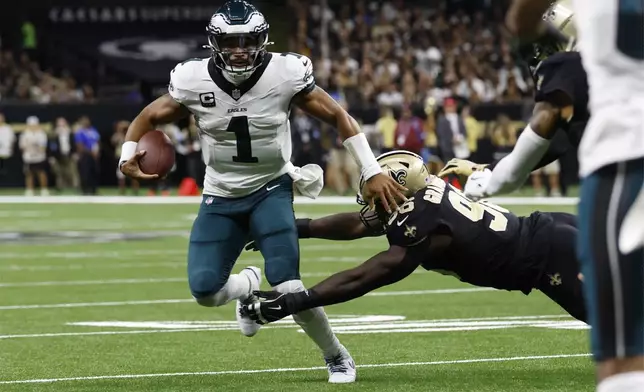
0;0;578;194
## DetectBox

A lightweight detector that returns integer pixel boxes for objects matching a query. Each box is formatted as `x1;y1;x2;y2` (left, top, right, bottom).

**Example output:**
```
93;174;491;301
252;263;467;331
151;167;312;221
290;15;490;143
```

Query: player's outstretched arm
293;87;406;213
242;245;420;324
244;213;381;251
465;94;573;199
308;212;382;240
119;94;190;180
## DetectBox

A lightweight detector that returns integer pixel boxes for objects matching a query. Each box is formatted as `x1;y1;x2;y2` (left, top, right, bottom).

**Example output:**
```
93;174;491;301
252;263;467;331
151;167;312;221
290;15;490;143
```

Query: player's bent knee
192;288;229;307
189;271;227;305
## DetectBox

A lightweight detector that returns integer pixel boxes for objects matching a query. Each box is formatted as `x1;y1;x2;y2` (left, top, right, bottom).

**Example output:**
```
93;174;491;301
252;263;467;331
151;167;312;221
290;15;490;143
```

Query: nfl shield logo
232;89;241;100
205;196;214;205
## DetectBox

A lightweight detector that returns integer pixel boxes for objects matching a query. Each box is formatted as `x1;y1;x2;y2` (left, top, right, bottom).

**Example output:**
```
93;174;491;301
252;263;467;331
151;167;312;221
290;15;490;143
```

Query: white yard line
0;259;364;272
0;353;590;385
0;246;377;261
0;257;370;272
0;270;430;288
0;314;574;340
0;288;492;310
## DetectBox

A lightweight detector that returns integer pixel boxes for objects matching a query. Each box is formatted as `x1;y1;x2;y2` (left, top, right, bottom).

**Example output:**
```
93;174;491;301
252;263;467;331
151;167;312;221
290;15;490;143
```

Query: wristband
295;218;312;239
119;141;138;167
342;133;382;181
286;289;322;314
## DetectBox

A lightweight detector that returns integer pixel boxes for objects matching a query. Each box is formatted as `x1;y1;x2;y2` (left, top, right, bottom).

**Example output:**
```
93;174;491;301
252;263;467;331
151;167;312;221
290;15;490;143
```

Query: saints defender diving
242;151;587;329
118;0;406;384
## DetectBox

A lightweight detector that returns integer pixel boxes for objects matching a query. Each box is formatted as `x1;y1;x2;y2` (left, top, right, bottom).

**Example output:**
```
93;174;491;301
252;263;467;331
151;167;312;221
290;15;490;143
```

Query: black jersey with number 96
386;177;553;294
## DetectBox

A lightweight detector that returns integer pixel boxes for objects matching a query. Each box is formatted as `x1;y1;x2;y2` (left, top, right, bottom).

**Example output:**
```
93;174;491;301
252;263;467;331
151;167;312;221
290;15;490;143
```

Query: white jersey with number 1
168;52;315;197
573;0;644;176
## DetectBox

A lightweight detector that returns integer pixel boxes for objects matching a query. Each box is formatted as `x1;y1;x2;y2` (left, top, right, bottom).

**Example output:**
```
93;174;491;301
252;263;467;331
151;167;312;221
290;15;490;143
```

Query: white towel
284;162;324;199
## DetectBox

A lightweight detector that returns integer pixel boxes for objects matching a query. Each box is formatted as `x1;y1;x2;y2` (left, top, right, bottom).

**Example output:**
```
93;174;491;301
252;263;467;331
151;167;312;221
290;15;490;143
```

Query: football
136;130;175;178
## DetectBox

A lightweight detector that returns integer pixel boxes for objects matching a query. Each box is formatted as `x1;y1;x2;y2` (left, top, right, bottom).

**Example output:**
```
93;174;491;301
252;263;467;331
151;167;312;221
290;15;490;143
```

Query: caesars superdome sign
99;36;209;62
48;6;216;23
48;6;215;83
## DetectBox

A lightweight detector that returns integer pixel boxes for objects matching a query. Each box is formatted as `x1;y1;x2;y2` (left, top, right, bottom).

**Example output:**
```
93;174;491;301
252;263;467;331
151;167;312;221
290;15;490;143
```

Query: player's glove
240;290;291;325
463;168;493;201
438;159;488;180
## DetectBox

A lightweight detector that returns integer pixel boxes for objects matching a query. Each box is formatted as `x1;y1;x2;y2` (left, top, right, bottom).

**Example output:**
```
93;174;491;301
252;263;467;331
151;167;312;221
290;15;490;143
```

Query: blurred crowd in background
0;0;565;197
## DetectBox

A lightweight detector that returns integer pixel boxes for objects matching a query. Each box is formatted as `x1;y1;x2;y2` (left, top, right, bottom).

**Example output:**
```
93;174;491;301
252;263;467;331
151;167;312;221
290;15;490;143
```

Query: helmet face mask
357;150;431;232
206;1;270;82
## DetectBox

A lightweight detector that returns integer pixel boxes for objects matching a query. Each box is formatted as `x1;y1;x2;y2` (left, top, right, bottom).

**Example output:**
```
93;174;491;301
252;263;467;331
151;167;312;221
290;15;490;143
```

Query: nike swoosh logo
268;305;282;311
266;184;281;191
396;216;409;226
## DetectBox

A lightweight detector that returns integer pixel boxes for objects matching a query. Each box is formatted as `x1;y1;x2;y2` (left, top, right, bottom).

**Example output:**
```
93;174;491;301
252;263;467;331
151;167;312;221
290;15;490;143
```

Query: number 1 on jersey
226;116;258;163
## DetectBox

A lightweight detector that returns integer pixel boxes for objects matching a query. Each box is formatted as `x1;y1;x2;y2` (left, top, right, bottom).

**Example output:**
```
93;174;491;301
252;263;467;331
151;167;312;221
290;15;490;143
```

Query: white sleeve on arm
485;125;550;195
286;54;316;98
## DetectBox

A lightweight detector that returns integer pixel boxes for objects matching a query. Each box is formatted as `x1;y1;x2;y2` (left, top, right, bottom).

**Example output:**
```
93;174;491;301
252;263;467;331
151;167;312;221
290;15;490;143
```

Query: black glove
240;290;291;324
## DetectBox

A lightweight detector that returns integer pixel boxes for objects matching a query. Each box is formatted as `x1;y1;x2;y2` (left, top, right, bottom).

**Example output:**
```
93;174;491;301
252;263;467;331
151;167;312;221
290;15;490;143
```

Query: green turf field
0;201;594;391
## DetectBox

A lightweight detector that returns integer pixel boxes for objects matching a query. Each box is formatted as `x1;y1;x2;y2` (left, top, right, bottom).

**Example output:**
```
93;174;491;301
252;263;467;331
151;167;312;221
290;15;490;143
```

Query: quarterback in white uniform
505;1;644;391
118;0;406;384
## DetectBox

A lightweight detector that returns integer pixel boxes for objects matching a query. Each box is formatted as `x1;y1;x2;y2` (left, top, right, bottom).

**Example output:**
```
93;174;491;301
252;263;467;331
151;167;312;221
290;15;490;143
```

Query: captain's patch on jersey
199;92;216;107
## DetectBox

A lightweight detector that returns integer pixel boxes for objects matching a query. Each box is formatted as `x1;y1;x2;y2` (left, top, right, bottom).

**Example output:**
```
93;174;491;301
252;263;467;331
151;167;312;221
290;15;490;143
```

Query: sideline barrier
0;196;579;205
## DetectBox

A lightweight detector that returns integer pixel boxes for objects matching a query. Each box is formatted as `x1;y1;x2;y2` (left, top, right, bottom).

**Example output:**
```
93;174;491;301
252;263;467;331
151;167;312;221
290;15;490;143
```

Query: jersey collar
207;53;272;101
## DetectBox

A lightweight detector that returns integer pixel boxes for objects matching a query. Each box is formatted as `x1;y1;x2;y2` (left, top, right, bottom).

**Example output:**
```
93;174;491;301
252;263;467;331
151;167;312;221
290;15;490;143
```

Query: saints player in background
241;151;587;328
118;0;406;384
507;1;644;391
439;1;585;201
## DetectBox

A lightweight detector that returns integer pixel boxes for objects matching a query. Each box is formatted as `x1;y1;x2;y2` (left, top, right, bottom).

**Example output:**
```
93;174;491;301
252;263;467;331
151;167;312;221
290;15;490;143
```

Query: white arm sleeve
485;125;550;195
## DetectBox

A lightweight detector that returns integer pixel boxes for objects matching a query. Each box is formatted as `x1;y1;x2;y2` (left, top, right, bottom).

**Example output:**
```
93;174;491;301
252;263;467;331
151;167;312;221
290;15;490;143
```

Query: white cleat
236;266;262;337
325;345;356;384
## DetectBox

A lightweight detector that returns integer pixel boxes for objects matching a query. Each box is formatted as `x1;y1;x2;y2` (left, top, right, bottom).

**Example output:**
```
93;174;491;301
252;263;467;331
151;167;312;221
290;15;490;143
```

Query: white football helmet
543;0;576;50
527;0;577;69
357;150;431;234
206;0;271;83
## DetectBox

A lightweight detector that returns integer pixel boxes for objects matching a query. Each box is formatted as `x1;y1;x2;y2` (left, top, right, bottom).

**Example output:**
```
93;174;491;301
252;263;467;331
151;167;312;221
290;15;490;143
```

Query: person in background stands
375;106;397;154
111;120;139;195
49;117;79;193
394;104;424;155
531;160;562;197
462;105;484;162
437;98;469;162
0;113;15;178
19;116;48;196
74;116;100;195
490;114;518;163
181;115;203;183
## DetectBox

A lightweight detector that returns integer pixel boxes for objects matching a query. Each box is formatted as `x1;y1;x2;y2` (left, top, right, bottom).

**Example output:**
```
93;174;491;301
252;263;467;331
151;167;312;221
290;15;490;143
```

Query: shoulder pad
169;58;209;103
275;52;315;96
386;189;441;247
533;52;582;105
